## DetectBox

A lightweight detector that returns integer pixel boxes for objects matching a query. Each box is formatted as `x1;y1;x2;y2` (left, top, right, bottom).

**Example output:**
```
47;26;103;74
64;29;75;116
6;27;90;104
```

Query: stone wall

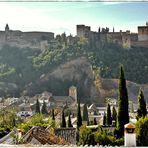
138;26;148;41
0;25;54;50
54;128;76;145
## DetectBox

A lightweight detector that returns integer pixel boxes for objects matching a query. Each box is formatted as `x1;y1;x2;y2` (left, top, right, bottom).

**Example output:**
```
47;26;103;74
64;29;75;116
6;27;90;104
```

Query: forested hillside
0;36;148;98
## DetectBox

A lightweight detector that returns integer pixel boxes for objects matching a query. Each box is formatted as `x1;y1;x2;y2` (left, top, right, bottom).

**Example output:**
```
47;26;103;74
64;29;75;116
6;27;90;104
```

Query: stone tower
69;86;77;102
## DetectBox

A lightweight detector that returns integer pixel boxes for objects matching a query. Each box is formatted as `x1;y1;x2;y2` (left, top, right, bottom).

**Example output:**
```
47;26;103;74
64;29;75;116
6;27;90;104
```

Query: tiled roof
22;126;68;145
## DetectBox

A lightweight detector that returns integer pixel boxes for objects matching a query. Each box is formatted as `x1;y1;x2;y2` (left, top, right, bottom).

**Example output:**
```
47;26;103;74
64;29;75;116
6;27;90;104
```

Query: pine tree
41;100;48;115
68;113;73;127
52;109;55;120
35;99;40;113
112;106;117;123
103;112;106;126
137;89;147;119
82;103;88;121
61;109;66;128
77;99;82;130
116;66;129;137
106;104;112;125
93;118;97;125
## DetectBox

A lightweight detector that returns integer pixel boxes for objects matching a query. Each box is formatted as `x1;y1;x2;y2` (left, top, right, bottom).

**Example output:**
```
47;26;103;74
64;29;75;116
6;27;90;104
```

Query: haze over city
0;2;148;35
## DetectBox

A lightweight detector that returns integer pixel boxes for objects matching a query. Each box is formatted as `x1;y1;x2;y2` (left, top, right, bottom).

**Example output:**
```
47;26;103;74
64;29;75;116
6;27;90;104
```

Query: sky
0;2;148;36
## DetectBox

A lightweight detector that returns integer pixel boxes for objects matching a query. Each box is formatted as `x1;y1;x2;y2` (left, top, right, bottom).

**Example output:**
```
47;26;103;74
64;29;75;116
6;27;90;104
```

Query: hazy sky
0;2;148;36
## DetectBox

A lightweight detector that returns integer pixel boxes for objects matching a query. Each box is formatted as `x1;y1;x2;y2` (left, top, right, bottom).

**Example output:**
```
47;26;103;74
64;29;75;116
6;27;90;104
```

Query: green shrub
136;117;148;146
79;125;92;146
17;114;57;133
94;131;113;146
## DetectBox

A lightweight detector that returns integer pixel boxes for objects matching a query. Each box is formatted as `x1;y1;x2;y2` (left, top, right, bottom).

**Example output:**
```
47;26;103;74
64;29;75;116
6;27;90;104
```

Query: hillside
0;36;148;102
98;78;148;103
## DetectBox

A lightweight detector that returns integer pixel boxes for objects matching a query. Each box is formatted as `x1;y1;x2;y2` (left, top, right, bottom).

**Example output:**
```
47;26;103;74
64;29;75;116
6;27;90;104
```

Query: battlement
76;24;132;48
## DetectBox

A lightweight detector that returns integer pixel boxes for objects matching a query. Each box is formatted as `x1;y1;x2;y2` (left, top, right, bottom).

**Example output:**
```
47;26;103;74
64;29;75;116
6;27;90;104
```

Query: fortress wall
138;34;148;41
138;26;148;41
0;31;5;42
130;33;138;42
22;32;54;42
131;41;148;48
107;32;122;44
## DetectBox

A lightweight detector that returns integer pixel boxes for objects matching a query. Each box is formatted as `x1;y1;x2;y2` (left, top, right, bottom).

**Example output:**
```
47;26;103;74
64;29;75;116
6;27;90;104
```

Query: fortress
0;23;147;50
76;22;148;49
0;24;54;50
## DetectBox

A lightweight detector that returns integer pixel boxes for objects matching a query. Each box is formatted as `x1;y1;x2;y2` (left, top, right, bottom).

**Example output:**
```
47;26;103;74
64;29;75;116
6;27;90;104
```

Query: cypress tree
52;109;55;120
93;118;97;125
61;109;66;128
106;104;112;125
103;112;106;126
12;117;16;127
77;99;82;130
35;99;40;113
116;66;129;137
41;100;48;115
112;106;117;122
68;113;73;127
82;103;88;121
137;89;147;119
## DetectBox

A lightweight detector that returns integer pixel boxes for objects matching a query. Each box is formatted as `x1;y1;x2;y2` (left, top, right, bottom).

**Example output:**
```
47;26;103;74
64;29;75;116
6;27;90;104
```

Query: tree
77;99;82;130
98;27;101;33
106;104;112;125
137;89;147;119
35;99;40;113
103;112;106;126
61;109;66;128
68;113;73;127
136;117;148;146
82;103;88;121
52;109;55;120
116;66;129;137
41;100;48;115
113;27;115;33
93;118;97;125
12;117;16;127
79;125;93;146
112;106;117;125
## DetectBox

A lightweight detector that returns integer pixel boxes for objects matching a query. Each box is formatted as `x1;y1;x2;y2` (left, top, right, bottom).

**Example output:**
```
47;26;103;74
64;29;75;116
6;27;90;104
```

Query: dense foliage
136;117;148;146
137;89;147;119
79;125;124;146
0;36;148;97
17;114;58;133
